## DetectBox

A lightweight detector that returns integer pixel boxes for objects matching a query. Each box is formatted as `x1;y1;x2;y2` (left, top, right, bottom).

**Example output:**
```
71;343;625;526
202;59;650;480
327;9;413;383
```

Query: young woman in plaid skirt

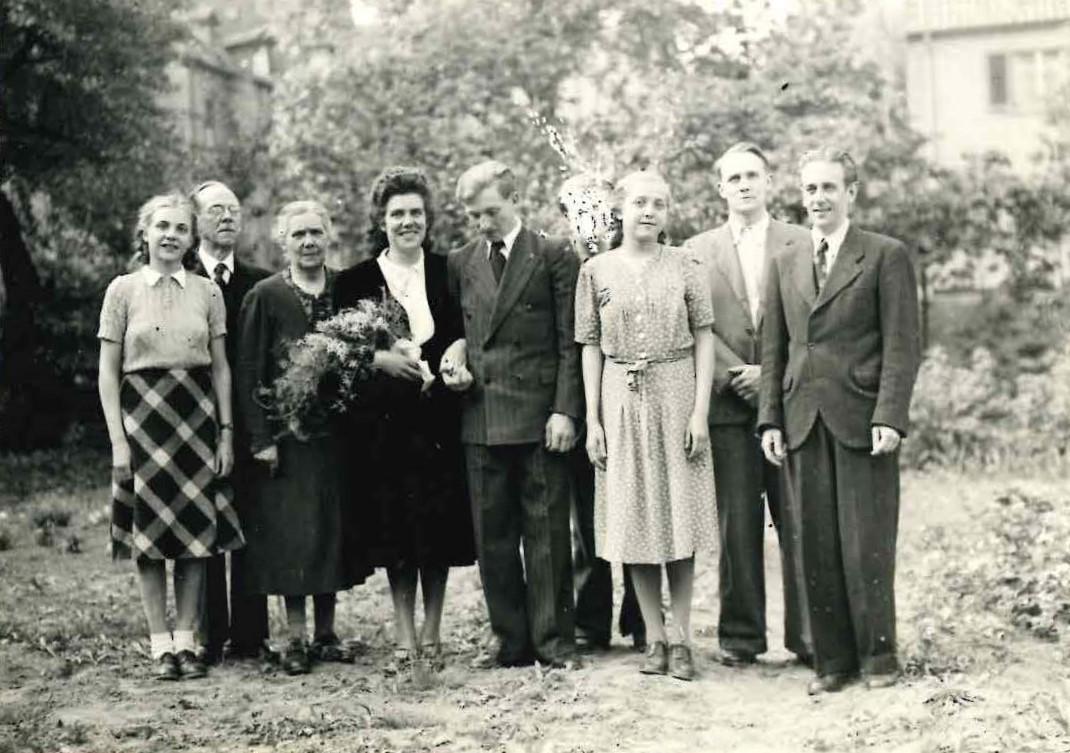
97;193;245;681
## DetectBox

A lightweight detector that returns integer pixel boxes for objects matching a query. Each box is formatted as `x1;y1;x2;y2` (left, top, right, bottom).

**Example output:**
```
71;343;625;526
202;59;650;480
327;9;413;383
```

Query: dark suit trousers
711;424;810;657
568;446;642;643
785;418;899;677
203;460;269;654
466;442;575;663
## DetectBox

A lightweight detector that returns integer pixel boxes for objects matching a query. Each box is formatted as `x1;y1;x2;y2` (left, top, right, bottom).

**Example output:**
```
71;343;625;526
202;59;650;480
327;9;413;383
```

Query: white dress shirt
811;220;850;272
728;213;769;323
198;248;235;284
377;251;435;346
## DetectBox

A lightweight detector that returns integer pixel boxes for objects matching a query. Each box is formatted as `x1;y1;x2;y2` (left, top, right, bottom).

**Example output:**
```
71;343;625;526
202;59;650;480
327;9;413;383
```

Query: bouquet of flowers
258;295;420;440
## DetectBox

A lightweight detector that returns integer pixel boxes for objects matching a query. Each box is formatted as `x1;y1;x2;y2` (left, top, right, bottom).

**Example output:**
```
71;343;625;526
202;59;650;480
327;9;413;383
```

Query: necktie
489;240;507;284
814;239;829;294
213;262;228;289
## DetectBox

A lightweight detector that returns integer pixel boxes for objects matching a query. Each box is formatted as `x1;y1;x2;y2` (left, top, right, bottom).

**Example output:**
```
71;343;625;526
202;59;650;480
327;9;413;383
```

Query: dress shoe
539;654;584;671
228;641;276;662
310;633;354;664
282;639;311;676
153;652;180;681
807;673;853;695
717;648;757;668
639;640;668;675
864;672;898;690
575;632;610;652
201;644;224;666
668;644;695;681
175;650;207;679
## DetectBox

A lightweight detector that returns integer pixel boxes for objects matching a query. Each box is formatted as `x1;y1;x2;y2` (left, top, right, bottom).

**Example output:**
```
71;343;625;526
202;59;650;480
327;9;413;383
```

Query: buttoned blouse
97;266;226;372
575;246;714;360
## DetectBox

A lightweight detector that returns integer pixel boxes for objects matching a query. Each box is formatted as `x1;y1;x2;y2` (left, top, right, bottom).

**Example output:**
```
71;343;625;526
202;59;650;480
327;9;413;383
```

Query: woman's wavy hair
366;166;436;255
607;170;672;249
130;193;198;270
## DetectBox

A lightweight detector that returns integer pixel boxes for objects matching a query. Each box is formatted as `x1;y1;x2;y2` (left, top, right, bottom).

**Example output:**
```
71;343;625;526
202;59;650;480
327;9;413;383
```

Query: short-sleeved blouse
97;267;226;372
575;246;714;359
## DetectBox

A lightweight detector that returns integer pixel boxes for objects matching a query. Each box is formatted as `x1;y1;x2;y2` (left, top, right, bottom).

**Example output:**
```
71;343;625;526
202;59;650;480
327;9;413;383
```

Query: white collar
728;213;770;245
488;220;523;258
198;247;235;274
142;265;187;288
812;219;850;258
379;249;424;274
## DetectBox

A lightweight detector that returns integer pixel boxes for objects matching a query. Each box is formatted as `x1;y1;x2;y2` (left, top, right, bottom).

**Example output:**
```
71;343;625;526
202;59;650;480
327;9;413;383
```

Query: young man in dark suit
684;143;812;668
441;160;582;669
758;147;920;694
190;180;271;664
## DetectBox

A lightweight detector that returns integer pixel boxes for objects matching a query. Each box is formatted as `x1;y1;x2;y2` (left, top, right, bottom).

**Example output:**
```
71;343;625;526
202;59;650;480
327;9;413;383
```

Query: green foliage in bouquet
258;297;409;441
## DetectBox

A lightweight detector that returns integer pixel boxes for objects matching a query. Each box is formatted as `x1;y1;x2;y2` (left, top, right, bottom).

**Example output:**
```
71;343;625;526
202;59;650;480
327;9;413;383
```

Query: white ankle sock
172;630;196;654
150;632;174;659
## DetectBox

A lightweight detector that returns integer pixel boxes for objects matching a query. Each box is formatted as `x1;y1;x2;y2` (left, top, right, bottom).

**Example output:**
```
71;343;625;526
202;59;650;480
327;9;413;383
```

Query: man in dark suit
556;174;643;652
758;147;920;694
441;160;582;669
684;142;812;668
189;180;272;664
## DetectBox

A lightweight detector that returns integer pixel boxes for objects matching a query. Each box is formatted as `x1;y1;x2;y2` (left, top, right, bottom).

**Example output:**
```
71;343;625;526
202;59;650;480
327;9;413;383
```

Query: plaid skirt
111;367;245;560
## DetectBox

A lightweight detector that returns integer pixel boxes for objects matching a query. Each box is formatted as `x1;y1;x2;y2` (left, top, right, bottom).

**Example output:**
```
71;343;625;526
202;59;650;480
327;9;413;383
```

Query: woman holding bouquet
236;200;368;675
575;170;717;681
335;166;475;669
97;193;244;680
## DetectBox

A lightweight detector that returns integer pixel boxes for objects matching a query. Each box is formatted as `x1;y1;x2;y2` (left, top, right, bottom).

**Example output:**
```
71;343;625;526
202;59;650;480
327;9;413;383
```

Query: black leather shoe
175;650;207;679
539;654;584;670
153;652;180;681
575;632;611;652
202;644;224;666
717;648;757;667
669;644;695;681
310;634;354;664
807;673;853;695
640;640;668;675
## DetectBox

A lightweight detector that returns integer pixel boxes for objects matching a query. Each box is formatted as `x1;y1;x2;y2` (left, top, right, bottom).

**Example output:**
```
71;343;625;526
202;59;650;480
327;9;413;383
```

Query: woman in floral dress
575;170;717;681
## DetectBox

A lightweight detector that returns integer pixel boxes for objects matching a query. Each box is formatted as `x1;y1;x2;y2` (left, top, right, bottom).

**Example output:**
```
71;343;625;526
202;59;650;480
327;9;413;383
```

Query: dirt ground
1;468;1068;753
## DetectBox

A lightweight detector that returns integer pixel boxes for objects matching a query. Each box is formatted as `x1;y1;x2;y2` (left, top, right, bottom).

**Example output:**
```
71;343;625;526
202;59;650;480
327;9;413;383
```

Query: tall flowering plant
258;295;410;440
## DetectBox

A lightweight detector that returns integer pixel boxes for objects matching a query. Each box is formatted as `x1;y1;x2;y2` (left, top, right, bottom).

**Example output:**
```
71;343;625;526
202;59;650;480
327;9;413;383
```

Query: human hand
684;412;709;460
760;428;786;467
545;413;577;453
439;338;467;374
111;439;132;482
585;421;607;470
728;365;761;405
442;363;473;392
374;350;423;381
871;425;901;456
254;445;278;476
215;431;234;477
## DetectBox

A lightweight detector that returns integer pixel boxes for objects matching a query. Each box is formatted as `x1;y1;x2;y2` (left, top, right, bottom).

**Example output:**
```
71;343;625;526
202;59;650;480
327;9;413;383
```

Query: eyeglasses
205;204;242;218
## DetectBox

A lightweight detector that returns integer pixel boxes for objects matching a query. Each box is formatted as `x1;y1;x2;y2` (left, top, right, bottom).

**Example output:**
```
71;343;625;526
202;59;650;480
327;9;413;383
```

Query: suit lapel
465;238;498;309
790;238;817;309
759;222;799;329
814;225;865;311
711;225;751;323
487;227;538;341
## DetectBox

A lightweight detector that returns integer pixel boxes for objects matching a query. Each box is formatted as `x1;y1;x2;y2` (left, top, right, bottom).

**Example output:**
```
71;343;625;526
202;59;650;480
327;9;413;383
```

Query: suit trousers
785;418;899;677
465;441;575;664
202;459;269;655
711;423;810;658
568;446;642;644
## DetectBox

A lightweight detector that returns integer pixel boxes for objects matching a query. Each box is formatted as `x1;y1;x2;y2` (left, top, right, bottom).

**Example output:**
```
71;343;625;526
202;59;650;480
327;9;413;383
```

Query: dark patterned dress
236;268;369;595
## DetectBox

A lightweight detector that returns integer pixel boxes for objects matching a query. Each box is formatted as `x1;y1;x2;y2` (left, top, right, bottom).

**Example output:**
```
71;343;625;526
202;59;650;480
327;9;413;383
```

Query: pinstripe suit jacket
446;226;583;445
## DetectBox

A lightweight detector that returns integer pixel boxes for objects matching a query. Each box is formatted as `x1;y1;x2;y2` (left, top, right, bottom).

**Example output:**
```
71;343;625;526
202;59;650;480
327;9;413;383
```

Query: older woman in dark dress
335;167;475;668
237;200;368;675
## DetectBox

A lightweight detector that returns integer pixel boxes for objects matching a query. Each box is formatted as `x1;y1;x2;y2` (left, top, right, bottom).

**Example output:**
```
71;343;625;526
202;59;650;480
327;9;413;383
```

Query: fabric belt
605;348;691;392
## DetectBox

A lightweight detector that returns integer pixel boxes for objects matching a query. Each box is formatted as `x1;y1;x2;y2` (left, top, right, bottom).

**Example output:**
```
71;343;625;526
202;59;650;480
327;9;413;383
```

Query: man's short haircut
455;160;518;203
715;142;771;179
798;147;859;185
188;180;237;212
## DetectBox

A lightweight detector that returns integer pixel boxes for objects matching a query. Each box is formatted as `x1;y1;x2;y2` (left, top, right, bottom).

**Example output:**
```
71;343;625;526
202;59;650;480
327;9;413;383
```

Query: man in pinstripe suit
441;160;583;669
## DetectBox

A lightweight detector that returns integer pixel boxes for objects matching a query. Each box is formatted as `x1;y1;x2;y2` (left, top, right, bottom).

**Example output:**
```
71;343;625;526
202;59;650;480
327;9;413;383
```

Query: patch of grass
0;426;110;506
30;505;72;529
